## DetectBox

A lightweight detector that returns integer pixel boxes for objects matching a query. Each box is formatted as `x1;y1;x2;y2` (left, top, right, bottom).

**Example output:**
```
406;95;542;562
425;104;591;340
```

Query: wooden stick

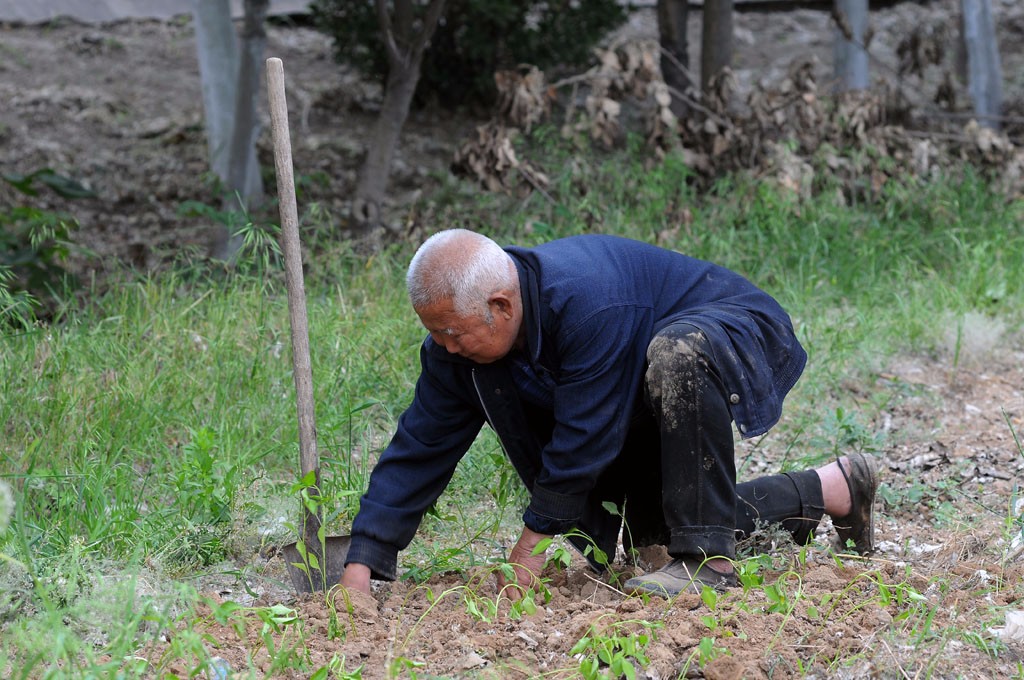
266;57;323;565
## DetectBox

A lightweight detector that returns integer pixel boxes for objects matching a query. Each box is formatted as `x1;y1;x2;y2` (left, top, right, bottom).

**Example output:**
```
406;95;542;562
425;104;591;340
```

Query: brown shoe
833;453;879;554
624;557;737;598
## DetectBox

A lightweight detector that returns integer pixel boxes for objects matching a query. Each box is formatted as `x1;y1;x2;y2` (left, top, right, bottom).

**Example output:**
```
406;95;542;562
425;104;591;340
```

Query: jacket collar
509;250;543;366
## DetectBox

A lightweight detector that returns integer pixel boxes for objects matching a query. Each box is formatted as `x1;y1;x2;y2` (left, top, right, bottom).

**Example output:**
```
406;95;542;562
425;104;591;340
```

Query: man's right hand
339;562;372;594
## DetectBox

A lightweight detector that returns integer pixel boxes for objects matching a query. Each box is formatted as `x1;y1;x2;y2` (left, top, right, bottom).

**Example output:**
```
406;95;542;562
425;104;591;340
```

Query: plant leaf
35;170;96;199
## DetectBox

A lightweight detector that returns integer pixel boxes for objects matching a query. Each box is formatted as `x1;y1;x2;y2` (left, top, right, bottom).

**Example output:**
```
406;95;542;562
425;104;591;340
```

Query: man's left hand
498;526;550;597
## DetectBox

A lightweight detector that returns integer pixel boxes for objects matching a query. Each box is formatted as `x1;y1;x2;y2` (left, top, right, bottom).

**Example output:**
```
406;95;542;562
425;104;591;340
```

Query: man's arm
343;342;485;582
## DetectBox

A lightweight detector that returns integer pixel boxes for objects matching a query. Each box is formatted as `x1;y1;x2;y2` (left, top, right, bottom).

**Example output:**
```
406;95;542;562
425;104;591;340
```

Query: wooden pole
266;57;323;582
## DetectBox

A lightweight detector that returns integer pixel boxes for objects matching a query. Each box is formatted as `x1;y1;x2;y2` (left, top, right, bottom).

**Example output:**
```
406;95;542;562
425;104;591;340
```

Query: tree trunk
191;0;238;182
657;0;691;117
215;0;270;261
833;0;870;92
960;0;1003;130
351;0;447;235
352;61;421;231
700;0;734;94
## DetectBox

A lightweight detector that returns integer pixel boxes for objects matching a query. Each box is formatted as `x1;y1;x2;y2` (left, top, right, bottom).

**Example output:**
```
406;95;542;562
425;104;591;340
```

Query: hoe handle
266;58;322;543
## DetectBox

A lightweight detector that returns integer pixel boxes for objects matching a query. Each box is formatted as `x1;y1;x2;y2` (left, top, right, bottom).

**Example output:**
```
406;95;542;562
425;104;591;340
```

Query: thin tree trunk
657;0;691;117
701;0;734;94
191;0;239;182
351;0;447;235
833;0;870;92
352;62;421;230
227;0;268;206
960;0;1003;130
215;0;270;261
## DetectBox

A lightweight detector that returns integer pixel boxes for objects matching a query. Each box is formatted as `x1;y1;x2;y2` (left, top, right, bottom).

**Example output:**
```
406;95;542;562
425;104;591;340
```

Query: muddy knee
644;328;709;417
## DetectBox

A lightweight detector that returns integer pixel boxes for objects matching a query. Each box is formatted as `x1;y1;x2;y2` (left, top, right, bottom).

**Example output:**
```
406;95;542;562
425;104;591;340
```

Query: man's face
415;295;520;364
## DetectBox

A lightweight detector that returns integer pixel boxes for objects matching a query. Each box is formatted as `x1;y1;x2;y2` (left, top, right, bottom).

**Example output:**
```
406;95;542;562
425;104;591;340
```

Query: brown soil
3;4;1024;678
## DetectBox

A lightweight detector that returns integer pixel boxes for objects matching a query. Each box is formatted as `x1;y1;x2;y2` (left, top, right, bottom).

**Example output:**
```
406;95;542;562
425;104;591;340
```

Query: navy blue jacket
346;235;806;579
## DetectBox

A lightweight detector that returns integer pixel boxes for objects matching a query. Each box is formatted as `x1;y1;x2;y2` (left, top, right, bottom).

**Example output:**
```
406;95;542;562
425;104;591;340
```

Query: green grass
1;141;1022;676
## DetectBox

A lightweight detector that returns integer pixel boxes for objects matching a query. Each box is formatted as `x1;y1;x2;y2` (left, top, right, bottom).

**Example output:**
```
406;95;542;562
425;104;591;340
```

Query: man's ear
488;291;516;320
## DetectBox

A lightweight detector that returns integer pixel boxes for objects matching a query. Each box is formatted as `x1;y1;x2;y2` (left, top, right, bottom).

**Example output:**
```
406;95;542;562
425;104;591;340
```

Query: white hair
407;229;517;319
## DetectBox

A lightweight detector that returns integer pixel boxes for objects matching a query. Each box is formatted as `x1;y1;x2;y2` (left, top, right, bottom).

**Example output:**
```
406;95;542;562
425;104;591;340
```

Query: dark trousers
614;322;825;560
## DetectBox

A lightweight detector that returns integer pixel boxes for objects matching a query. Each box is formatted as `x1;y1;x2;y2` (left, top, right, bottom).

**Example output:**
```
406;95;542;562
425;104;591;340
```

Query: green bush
1;169;93;326
310;0;628;108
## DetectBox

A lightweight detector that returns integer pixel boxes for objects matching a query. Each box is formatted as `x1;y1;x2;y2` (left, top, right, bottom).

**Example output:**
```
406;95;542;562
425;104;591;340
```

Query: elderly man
340;229;878;598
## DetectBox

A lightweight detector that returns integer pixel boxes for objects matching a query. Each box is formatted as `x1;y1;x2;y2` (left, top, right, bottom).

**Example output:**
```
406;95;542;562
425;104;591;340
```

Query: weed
570;617;661;680
959;629;1006;660
1;168;94;322
198;598;314;675
311;653;364;679
808;407;883;464
0;265;35;330
388;656;427;678
679;635;729;675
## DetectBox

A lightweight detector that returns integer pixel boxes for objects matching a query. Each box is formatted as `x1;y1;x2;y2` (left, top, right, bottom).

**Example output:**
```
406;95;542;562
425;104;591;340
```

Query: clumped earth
2;3;1024;678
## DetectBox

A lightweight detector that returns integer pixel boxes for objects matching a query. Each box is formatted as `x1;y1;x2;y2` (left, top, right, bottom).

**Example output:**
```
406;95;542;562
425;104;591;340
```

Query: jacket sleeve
346;342;484;580
523;304;651;535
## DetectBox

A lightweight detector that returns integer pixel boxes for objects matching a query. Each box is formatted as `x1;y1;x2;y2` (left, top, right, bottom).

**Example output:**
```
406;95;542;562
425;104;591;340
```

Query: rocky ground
2;2;1023;677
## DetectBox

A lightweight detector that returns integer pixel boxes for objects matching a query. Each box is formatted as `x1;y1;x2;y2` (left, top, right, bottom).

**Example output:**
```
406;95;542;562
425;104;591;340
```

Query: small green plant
311;653;364;680
287;468;361;592
1;168;93;323
960;629;1006;660
810;407;883;460
569;617;661;680
734;556;766;591
539;537;575;571
0;265;36;329
763;578;796;615
176;199;282;274
699;586;725;634
498;569;550;620
388;656;427;679
175;426;237;524
461;585;499;623
157;426;274;572
678;634;730;675
200;598;313;676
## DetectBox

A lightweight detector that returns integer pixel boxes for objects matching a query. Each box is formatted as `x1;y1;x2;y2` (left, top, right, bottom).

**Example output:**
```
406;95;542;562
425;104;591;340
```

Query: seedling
311;654;364;680
680;635;729;674
388;656;426;679
569;617;661;680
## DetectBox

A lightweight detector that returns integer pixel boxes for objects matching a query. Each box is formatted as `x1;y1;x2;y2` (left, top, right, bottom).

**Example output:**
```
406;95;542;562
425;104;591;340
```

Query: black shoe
624;556;737;598
833;452;879;554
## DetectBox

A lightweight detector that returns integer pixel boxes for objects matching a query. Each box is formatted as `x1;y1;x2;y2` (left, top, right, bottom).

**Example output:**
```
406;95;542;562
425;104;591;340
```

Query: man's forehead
417;301;464;325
